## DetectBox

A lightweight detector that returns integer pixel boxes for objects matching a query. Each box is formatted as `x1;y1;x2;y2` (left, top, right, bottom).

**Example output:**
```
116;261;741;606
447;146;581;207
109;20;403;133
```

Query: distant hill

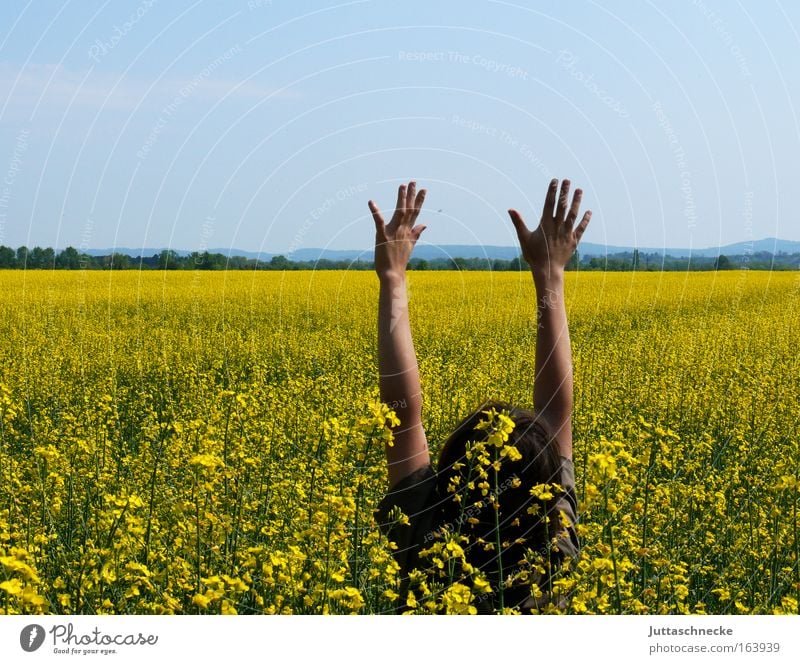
84;237;800;261
573;237;800;258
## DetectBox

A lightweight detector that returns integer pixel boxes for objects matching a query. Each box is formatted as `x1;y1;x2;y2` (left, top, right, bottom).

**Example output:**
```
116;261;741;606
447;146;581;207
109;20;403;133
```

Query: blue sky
0;0;798;255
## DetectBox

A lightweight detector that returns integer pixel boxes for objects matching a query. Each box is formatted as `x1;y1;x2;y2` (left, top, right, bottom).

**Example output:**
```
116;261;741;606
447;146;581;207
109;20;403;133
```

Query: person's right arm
369;181;430;489
508;179;591;459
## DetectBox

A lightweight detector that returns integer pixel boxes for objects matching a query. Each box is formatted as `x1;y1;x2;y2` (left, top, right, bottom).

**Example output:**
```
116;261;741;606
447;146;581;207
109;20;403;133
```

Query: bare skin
370;178;591;487
369;181;429;489
508;178;591;458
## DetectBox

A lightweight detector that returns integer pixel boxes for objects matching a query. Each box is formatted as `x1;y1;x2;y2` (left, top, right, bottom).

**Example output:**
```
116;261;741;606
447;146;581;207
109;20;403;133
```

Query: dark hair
434;399;566;609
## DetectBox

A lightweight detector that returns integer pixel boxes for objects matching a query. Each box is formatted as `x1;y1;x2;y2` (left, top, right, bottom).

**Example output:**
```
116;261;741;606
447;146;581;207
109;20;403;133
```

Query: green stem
447;443;473;589
640;434;658;597
605;479;622;613
794;467;799;611
493;446;504;612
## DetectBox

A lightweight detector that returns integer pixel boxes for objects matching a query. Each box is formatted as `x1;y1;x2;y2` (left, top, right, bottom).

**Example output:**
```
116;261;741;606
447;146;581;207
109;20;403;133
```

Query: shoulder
374;463;437;532
553;455;580;558
387;463;436;494
558;455;575;488
373;463;440;588
555;455;577;508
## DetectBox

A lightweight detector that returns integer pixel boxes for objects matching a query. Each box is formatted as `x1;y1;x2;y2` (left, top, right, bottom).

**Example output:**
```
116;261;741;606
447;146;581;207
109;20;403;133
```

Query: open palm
508;179;591;274
369;181;427;280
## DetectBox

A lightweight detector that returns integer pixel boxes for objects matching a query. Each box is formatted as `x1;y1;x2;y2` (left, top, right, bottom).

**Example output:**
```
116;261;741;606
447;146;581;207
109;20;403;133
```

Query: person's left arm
369;181;430;489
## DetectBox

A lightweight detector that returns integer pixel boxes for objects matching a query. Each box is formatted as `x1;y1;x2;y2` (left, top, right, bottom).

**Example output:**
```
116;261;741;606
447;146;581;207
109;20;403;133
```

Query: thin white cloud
0;61;301;118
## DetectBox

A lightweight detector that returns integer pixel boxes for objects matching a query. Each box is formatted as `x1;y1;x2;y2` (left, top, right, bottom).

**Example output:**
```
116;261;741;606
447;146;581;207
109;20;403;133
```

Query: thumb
508;209;528;236
412;224;427;241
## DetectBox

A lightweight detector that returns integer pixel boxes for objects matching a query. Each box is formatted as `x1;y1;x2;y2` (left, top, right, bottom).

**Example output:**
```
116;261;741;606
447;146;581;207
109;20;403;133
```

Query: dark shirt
374;456;580;614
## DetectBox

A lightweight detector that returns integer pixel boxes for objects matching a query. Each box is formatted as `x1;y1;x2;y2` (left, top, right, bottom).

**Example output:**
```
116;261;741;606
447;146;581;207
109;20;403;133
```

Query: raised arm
508;178;591;459
369;181;430;489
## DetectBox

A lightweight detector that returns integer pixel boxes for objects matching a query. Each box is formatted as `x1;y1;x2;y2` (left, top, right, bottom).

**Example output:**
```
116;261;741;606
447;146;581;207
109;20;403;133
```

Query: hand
369;181;427;281
508;178;591;276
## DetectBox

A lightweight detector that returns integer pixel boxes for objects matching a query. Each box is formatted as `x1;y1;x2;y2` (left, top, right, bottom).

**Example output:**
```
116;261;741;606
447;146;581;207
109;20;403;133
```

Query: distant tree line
0;245;797;271
574;249;799;271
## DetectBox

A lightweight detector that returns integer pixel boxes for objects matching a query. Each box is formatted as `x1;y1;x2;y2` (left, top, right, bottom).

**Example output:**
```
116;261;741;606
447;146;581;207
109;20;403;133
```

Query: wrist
531;265;565;286
378;270;406;286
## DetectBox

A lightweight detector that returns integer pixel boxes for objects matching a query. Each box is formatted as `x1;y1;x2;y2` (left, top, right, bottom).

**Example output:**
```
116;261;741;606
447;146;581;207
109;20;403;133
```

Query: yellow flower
0;270;796;616
530;484;555;501
472;575;492;595
442;583;477;615
0;578;23;596
192;594;210;608
189;454;225;470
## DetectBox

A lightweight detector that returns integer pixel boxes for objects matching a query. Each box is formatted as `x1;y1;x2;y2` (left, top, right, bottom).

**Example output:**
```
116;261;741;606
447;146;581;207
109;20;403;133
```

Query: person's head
434;399;565;600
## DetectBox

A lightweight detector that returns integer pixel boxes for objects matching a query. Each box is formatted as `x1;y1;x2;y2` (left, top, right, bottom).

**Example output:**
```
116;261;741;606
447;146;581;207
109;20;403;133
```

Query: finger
411;224;427;242
541;178;559;221
574;210;591;242
414;188;427;212
368;200;387;238
555;179;571;222
508;209;529;238
406;181;416;212
565;188;583;229
395;183;407;213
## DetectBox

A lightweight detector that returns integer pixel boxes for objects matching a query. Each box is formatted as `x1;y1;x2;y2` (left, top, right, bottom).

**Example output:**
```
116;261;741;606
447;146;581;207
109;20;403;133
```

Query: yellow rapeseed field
0;269;798;615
